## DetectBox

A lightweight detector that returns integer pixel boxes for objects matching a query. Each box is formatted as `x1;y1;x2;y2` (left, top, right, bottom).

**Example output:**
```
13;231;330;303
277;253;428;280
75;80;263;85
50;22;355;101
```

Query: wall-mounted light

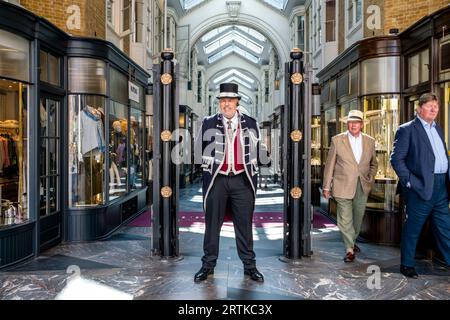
179;113;185;127
274;79;280;90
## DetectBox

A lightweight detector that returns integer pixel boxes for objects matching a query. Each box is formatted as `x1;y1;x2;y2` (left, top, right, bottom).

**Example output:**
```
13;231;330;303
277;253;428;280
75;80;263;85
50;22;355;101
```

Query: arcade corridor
1;182;448;300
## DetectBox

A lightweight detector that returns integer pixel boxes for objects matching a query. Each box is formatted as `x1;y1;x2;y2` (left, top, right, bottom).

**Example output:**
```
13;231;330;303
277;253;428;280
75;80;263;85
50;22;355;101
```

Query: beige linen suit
323;132;378;250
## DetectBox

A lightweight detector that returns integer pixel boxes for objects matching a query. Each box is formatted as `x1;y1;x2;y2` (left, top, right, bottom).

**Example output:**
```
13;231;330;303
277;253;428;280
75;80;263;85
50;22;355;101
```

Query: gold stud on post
291;73;303;85
161;73;173;85
161;186;173;198
290;187;302;199
160;130;172;142
290;130;303;142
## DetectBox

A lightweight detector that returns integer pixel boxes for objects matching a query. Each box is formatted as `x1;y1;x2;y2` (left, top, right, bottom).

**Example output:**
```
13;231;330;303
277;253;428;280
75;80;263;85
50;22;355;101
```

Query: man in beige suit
323;110;378;262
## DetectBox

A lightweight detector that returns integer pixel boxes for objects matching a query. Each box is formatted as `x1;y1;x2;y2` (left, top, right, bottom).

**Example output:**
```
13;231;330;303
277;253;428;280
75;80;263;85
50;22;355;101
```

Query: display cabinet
363;95;400;212
311;115;321;205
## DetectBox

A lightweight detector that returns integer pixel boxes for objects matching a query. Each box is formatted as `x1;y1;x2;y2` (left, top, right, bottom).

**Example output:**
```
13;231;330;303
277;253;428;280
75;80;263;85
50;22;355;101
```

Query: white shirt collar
222;111;239;128
347;131;362;140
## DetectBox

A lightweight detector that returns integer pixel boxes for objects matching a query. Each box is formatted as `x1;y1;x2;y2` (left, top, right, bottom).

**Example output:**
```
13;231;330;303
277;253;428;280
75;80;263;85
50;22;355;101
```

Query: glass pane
349;66;358;96
49;176;58;213
420;49;429;83
130;109;144;190
441;83;450;152
408;54;419;87
110;68;128;104
0;29;30;82
49;138;58;175
68;95;106;207
0;80;28;227
109;101;128;200
40;50;48;83
339;103;351;132
47;99;58;138
322;107;336;161
39;178;46;217
361;56;400;94
40;138;47;177
363;95;400;211
48;53;60;86
68;58;107;95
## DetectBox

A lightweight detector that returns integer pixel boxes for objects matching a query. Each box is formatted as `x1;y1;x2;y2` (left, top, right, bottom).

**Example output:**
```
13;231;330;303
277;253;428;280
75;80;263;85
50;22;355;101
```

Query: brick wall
20;0;105;39
384;0;450;34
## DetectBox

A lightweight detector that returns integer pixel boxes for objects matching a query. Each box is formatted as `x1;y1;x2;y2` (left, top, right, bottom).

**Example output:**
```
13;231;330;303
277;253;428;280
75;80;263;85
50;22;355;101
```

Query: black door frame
38;92;63;252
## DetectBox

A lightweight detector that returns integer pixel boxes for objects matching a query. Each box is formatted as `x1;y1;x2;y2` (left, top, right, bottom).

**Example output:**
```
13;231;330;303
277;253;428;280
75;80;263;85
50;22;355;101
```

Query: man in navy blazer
391;93;450;278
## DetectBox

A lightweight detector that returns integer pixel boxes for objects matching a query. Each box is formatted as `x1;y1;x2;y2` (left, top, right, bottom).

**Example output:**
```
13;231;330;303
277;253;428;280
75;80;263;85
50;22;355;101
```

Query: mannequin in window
110;120;122;186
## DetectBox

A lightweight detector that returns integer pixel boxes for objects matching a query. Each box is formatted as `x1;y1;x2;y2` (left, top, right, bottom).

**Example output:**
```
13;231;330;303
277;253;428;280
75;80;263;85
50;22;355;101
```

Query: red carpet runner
128;210;336;229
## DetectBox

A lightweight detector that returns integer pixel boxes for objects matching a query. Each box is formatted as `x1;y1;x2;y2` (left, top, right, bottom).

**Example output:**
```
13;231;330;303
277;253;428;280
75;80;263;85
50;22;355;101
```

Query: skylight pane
236;26;266;42
201;26;231;42
181;0;206;10
204;30;263;55
216;76;252;90
208;44;259;64
213;69;255;84
262;0;287;10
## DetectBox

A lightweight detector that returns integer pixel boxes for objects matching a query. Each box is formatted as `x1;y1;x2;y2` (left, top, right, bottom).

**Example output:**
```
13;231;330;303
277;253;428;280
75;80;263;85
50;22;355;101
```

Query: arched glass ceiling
215;76;252;90
179;0;206;10
208;44;259;64
262;0;288;10
204;30;264;55
201;25;267;65
213;69;255;85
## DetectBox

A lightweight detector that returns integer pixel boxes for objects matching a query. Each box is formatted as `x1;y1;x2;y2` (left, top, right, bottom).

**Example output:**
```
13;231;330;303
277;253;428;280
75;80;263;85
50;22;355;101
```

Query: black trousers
202;173;256;269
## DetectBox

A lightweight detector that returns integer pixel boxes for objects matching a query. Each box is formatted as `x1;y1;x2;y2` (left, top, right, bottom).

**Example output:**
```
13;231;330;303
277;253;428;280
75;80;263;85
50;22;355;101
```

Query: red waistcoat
220;125;244;172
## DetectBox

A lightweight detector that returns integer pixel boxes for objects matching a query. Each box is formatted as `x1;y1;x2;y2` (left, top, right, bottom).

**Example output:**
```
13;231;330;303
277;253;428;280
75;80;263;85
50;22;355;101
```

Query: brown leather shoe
344;252;355;263
353;244;361;253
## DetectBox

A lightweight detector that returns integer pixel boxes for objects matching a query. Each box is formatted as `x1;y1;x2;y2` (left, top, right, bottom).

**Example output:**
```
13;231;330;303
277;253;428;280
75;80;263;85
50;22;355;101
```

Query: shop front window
441;83;450;152
68;58;106;207
109;101;128;200
0;28;29;227
0;79;28;227
68;95;106;207
322;107;336;166
129;108;144;190
363;95;400;212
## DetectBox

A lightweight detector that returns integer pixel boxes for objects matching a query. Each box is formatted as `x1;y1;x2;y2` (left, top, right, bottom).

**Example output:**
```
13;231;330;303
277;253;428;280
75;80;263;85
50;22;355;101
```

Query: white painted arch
188;13;290;65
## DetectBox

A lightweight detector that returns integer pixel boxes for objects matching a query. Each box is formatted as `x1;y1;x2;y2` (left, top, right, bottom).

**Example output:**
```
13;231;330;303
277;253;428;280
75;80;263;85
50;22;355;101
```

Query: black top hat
216;83;241;100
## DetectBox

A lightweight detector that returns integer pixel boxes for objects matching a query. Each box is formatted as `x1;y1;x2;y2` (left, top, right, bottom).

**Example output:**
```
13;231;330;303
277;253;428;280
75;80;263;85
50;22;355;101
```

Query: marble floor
0;183;449;300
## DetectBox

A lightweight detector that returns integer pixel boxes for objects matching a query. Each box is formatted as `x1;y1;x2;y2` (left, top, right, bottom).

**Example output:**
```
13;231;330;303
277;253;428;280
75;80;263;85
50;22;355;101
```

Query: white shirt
222;112;238;138
220;112;243;174
347;131;362;164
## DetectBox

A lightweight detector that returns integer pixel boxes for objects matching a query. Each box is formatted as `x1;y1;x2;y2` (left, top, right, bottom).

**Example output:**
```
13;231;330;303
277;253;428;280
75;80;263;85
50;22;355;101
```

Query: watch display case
363;95;400;211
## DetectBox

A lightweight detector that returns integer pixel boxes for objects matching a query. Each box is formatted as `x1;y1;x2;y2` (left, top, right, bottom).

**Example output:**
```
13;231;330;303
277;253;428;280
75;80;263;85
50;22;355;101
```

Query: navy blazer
390;117;450;201
194;112;267;211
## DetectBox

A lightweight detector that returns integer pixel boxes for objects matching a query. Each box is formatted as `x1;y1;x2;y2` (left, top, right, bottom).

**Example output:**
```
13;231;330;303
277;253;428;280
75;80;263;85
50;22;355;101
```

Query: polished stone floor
0;182;449;300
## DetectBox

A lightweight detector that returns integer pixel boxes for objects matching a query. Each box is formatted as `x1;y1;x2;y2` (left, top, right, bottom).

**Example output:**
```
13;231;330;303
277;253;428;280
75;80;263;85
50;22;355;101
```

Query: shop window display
68;95;106;207
0;79;28;227
109;101;128;200
130;108;144;190
363;95;400;211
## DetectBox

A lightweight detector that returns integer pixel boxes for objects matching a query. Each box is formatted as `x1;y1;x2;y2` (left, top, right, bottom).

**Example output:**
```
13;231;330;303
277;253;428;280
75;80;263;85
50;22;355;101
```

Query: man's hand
323;190;331;199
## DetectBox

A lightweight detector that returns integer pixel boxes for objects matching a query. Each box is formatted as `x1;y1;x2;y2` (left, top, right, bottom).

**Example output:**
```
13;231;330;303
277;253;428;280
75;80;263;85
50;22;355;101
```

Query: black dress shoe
244;268;264;282
344;252;355;263
194;267;214;282
400;265;418;279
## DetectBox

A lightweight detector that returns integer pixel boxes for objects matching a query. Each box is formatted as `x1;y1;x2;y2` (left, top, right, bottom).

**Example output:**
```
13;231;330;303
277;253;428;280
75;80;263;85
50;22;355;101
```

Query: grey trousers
334;178;368;251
